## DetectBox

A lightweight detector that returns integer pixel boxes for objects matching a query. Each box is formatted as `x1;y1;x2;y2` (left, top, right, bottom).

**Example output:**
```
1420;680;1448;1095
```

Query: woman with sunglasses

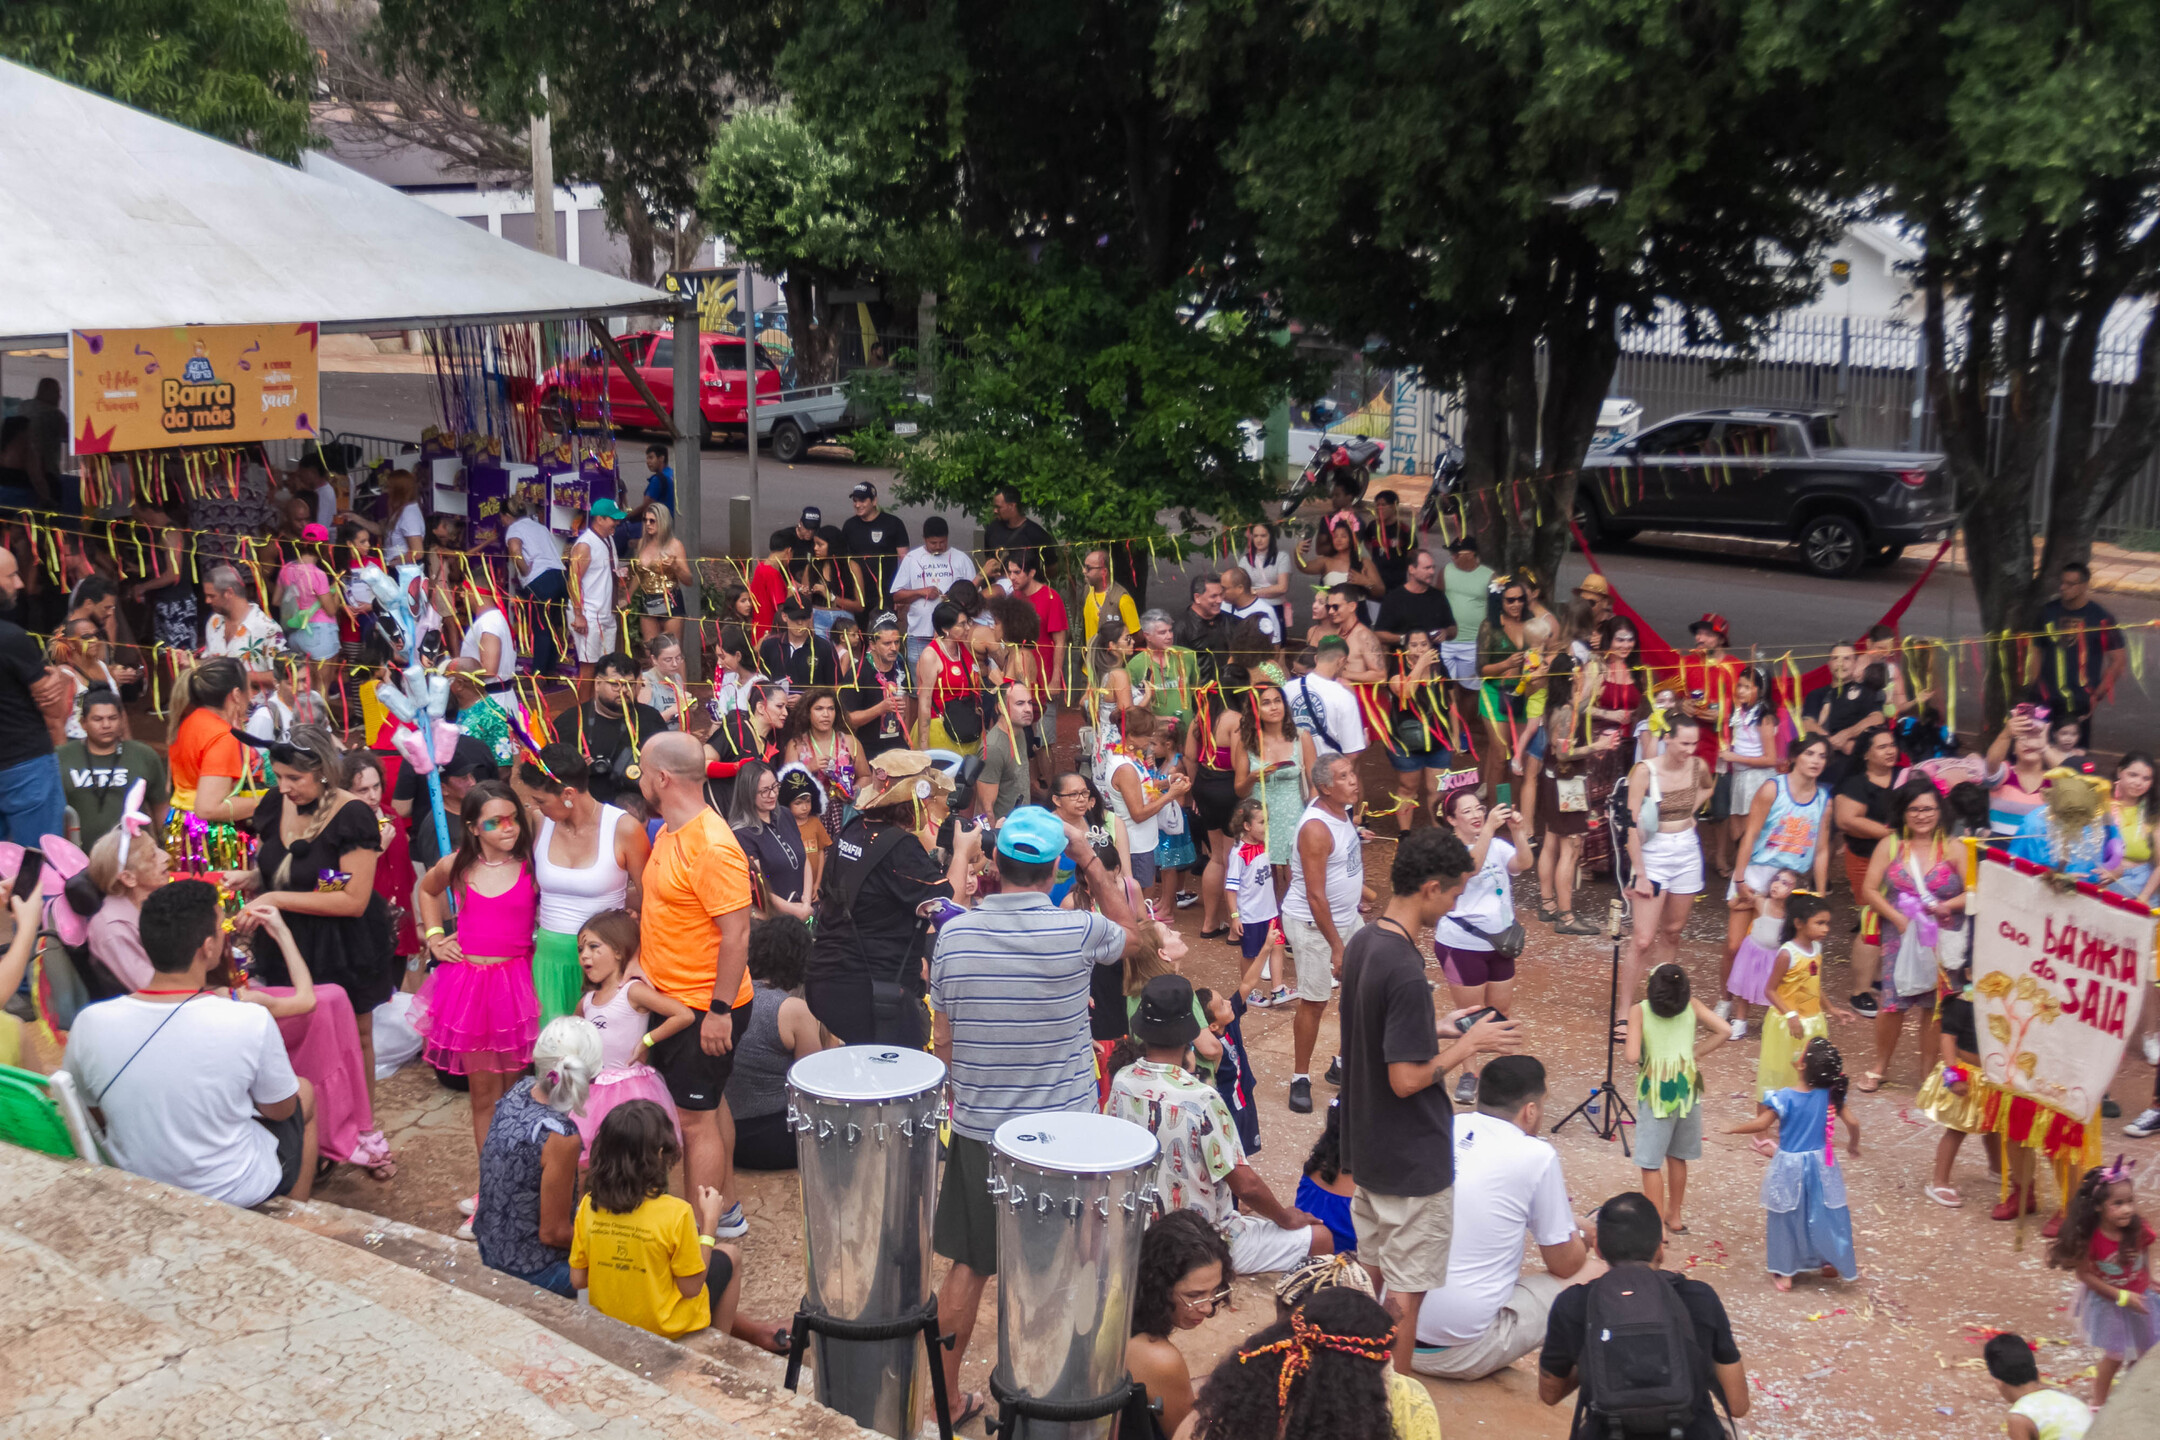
237;725;400;1154
1127;1209;1235;1439
1477;579;1551;808
1579;617;1649;874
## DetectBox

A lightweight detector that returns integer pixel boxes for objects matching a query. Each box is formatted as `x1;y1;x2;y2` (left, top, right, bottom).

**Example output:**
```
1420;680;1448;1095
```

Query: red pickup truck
543;330;783;442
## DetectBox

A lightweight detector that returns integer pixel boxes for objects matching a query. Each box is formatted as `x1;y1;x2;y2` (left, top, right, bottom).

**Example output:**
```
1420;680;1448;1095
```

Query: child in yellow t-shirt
569;1099;737;1339
1755;892;1834;1105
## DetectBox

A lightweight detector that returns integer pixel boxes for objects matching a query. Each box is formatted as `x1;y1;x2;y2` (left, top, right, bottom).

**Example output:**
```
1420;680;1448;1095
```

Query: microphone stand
1552;898;1634;1153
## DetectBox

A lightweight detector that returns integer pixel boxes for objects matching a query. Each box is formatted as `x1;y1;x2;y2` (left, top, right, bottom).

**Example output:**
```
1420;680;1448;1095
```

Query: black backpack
1578;1266;1708;1439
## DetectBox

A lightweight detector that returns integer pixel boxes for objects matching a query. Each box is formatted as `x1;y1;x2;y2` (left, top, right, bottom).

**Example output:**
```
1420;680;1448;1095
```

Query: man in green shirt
1127;609;1200;726
59;689;169;848
974;683;1039;822
1440;536;1495;689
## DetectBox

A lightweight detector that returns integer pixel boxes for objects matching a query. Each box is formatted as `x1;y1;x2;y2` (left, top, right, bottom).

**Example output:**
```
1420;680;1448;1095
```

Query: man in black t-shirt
2027;561;2127;742
844;615;915;758
1802;643;1885;787
1374;549;1456;646
1541;1192;1748;1440
0;546;69;844
1368;490;1416;593
1339;824;1521;1372
983;485;1054;578
840;481;910;612
550;654;668;806
757;603;844;689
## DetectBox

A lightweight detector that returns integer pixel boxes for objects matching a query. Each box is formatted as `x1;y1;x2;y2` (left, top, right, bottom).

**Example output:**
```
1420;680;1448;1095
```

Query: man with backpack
1540;1192;1750;1439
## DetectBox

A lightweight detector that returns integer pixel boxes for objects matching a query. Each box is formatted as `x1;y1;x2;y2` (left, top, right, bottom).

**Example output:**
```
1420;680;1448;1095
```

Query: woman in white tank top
516;747;650;1026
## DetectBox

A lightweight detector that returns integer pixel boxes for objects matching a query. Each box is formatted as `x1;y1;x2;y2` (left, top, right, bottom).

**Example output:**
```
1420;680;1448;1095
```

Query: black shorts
933;1133;1000;1276
257;1106;308;1197
1192;768;1240;834
645;1001;752;1112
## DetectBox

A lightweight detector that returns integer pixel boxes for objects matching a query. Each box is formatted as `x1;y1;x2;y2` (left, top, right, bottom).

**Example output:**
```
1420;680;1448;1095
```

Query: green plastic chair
0;1062;80;1159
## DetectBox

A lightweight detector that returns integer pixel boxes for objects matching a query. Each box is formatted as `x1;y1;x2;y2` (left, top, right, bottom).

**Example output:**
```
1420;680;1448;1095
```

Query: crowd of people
5;454;2153;1440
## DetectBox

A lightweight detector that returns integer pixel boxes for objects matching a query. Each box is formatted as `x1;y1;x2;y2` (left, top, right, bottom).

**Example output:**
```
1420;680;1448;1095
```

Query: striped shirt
929;891;1126;1142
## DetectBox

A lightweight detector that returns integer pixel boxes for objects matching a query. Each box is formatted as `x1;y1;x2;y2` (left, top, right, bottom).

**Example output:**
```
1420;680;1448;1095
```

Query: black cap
441;734;501;780
850;481;877;500
1132;974;1202;1048
1447;534;1479;554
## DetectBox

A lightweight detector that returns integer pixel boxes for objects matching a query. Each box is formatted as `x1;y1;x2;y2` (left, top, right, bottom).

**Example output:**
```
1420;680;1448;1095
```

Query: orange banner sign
68;322;320;454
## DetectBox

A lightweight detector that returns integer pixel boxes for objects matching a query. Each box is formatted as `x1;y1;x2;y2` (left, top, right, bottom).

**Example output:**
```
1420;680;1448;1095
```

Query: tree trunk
781;272;838;384
616;186;660;287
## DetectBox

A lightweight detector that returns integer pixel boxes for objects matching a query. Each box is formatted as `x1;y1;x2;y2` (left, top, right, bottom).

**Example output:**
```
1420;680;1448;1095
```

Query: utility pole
672;297;703;674
529;76;556;258
742;261;759;532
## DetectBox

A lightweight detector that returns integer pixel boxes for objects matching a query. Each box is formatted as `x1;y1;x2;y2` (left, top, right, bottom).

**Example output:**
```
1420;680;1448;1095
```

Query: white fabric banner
1972;850;2154;1121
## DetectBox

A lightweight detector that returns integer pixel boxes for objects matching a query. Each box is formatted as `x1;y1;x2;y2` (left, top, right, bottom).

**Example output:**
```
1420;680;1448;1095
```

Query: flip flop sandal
1855;1071;1885;1093
1666;1221;1689;1234
1198;926;1230;940
950;1391;988;1432
1924;1185;1963;1208
314;1156;338;1185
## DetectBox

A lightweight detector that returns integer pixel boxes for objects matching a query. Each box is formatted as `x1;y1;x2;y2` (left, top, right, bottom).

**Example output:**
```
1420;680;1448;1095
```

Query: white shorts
574;610;617;664
1283;912;1363;1003
1440;640;1481;688
1225;1211;1320;1275
1640;827;1705;895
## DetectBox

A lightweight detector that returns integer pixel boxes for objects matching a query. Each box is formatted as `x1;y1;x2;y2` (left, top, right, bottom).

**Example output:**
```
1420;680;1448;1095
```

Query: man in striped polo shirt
929;805;1142;1428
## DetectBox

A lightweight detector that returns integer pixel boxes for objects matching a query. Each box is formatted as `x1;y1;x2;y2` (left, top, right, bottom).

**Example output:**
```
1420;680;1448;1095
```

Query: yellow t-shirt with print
570;1193;710;1337
1387;1369;1442;1440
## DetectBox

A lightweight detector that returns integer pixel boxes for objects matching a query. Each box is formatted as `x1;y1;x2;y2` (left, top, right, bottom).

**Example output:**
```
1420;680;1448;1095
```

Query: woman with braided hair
1182;1286;1437;1440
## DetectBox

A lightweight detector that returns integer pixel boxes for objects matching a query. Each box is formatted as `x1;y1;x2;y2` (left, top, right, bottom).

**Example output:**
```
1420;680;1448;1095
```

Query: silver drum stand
781;1046;952;1440
988;1113;1161;1440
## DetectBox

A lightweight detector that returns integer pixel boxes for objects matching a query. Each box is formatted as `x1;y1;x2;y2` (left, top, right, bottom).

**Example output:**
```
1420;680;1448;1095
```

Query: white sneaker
2125;1108;2160;1139
457;1193;479;1218
2144;1033;2159;1067
454;1218;475;1241
1714;1000;1733;1022
1729;1019;1748;1042
714;1202;749;1239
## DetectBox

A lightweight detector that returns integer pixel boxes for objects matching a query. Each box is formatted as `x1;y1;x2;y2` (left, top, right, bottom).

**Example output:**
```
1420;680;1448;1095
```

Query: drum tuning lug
987;1175;1008;1197
1120;1191;1139;1214
875;1122;889;1142
1142;1185;1165;1217
844;1123;861;1144
1037;1193;1054;1215
816;1120;836;1142
898;1117;915;1139
1065;1197;1083;1218
1007;1185;1029;1209
1095;1196;1112;1219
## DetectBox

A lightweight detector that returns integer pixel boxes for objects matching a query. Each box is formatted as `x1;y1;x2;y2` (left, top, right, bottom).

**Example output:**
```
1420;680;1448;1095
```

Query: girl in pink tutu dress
412;780;542;1170
1721;867;1796;1041
572;908;691;1160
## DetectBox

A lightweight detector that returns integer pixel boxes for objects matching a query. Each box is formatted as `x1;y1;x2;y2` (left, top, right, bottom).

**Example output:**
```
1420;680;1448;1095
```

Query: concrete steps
0;1149;865;1440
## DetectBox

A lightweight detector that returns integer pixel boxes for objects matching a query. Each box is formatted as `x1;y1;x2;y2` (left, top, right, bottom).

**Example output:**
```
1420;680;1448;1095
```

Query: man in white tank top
569;499;624;695
1280;752;1366;1113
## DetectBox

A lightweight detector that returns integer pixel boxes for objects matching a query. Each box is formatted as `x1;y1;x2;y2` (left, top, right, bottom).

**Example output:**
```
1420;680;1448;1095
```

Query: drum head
993;1112;1159;1175
789;1045;946;1102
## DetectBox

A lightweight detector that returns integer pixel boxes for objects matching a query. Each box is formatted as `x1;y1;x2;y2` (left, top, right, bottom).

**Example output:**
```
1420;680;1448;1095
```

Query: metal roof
0;59;670;348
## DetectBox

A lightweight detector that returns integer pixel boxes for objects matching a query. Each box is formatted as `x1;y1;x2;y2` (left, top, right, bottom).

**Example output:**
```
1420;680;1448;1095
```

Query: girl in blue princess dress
1728;1036;1861;1291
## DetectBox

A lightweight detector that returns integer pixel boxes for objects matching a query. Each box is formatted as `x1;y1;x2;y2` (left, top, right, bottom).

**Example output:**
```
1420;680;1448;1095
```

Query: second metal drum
989;1112;1161;1440
789;1045;947;1440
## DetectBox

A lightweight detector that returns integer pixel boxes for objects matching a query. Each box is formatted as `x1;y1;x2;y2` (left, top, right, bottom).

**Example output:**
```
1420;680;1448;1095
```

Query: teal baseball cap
995;806;1069;864
590;498;628;520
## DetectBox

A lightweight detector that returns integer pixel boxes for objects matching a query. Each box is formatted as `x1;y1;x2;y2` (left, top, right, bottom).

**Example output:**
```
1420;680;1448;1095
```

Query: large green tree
762;0;1315;570
371;0;780;280
1;0;313;159
1168;0;1846;586
1765;0;2160;727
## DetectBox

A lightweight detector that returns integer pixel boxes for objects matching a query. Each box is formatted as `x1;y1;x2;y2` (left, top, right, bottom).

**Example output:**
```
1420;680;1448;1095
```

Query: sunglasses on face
1503;594;1526;605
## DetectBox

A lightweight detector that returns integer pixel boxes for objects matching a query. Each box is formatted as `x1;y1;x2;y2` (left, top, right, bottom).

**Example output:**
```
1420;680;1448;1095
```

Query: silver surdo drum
789;1045;947;1439
990;1113;1161;1440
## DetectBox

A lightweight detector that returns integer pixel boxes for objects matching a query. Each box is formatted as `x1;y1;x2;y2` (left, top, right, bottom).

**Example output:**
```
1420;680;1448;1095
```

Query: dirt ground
317;793;2160;1440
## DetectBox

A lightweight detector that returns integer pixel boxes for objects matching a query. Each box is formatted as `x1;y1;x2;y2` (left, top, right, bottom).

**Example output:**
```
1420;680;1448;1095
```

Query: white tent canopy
0;59;669;347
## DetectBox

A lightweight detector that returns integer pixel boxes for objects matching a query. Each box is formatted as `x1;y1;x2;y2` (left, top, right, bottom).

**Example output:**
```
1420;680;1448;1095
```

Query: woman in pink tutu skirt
1721;867;1797;1041
412;780;541;1172
570;908;691;1160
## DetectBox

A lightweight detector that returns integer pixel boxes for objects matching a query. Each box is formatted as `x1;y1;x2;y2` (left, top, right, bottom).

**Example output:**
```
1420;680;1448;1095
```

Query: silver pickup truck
1576;407;1956;577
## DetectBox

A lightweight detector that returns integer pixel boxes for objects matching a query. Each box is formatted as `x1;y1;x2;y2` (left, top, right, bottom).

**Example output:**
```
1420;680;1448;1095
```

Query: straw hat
1574;573;1612;600
853;750;955;810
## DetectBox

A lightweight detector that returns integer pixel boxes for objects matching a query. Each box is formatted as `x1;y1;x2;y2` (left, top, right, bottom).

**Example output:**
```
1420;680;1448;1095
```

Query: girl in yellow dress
1757;892;1833;1101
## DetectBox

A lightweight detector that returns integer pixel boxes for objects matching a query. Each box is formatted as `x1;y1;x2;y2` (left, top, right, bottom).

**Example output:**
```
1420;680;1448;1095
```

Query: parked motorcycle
1279;433;1388;518
1414;424;1468;533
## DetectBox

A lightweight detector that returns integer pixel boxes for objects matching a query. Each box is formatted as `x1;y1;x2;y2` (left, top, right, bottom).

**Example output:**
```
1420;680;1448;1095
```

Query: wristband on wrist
424;925;445;939
698;1234;716;1248
641;1032;656;1048
2119;1288;2135;1308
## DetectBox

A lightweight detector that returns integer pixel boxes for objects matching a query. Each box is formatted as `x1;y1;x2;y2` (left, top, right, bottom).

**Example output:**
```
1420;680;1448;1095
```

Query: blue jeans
501;1257;575;1299
0;754;65;847
906;635;931;670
